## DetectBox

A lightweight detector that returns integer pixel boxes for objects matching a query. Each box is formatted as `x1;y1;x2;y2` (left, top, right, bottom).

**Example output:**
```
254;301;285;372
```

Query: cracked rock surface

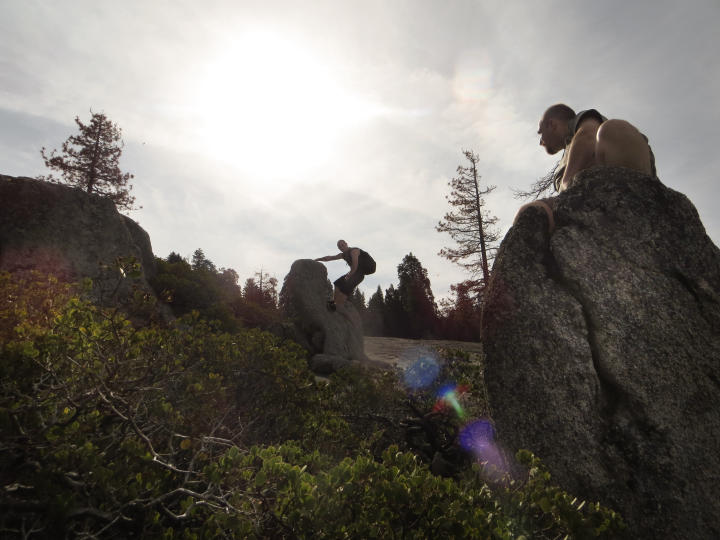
481;167;720;540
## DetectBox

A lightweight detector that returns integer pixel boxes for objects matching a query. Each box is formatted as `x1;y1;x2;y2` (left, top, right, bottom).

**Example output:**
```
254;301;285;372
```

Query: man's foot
326;300;336;312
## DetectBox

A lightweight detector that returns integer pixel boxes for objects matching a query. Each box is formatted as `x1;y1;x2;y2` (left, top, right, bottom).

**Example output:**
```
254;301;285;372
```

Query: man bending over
315;239;376;311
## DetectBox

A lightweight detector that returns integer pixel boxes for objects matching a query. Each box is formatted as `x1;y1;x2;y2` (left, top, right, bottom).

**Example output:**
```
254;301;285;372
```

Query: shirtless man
315;239;375;311
517;104;655;232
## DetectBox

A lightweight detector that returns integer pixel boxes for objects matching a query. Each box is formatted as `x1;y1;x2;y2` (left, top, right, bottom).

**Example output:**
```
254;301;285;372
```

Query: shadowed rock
280;259;368;374
481;167;720;540
0;174;158;305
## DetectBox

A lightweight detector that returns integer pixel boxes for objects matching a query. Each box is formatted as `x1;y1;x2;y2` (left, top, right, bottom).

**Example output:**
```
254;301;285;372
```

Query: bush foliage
151;252;281;333
0;271;624;538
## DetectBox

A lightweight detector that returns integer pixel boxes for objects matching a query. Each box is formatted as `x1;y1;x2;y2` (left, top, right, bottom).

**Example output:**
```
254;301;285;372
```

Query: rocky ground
363;336;483;370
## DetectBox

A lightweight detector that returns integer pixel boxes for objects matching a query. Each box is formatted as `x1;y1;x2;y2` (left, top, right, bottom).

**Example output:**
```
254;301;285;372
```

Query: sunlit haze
1;0;719;301
187;28;385;180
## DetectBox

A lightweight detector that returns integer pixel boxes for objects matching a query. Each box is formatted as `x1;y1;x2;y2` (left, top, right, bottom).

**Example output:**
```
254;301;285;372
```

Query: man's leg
334;287;348;307
333;273;364;309
595;119;653;175
330;276;352;311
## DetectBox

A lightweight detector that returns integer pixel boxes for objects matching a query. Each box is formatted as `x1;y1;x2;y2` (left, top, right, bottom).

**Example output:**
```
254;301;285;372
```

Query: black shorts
333;272;365;295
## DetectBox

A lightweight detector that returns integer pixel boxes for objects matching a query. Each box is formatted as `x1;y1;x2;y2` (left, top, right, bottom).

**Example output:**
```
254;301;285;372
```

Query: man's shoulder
572;109;607;133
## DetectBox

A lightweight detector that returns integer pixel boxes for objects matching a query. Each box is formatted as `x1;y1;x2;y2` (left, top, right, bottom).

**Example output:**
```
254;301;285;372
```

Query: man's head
337;239;349;252
538;103;575;155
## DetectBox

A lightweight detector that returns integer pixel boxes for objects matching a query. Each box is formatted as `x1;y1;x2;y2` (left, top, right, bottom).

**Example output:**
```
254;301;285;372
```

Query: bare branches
512;161;559;200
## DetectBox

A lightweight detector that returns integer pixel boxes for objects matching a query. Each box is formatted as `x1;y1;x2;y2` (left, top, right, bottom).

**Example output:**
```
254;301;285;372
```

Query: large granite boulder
0;175;157;304
481;167;720;540
280;259;368;374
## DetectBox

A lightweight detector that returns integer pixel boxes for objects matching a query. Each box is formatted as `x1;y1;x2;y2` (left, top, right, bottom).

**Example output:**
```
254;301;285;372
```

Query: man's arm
559;117;602;190
315;253;343;262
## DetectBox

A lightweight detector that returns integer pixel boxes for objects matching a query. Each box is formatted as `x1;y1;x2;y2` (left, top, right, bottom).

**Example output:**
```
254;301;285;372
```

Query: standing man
315;239;376;311
516;104;656;231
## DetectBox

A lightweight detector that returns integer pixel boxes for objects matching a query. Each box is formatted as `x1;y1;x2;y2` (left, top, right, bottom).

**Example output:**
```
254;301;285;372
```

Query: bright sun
190;29;377;181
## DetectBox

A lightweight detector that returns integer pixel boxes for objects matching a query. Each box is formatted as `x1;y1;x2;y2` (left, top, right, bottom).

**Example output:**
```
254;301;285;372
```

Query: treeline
150;248;280;332
151;249;481;342
350;253;482;342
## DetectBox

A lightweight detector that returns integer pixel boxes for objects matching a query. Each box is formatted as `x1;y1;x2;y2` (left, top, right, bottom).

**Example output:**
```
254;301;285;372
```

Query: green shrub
0;272;624;538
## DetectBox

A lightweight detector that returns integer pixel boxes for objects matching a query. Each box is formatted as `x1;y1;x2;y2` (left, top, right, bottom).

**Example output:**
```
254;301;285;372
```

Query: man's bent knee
595;119;653;175
513;199;556;234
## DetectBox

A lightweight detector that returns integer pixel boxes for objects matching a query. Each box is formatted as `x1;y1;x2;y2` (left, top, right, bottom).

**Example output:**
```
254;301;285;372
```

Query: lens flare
403;356;440;390
459;419;494;453
459;419;506;477
434;383;469;419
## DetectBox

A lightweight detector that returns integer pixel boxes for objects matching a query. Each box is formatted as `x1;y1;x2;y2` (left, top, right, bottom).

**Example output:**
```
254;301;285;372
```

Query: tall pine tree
436;149;499;295
40;111;136;210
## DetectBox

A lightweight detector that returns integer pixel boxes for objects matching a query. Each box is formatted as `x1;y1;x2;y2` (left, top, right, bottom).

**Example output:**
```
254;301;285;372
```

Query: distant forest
152;249;481;341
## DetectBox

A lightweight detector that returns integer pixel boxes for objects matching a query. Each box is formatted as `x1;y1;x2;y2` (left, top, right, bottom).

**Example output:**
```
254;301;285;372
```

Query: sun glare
190;29;378;182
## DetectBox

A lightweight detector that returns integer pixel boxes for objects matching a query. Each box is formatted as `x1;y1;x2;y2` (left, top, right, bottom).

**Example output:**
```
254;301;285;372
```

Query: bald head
538;104;575;155
543;103;575;123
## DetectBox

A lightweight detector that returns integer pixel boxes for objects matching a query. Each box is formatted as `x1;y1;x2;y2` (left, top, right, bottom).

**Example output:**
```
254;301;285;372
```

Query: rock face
280;259;367;373
0;175;157;303
481;167;720;539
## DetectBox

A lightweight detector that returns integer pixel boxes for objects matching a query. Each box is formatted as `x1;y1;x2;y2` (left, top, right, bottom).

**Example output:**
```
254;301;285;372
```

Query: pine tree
368;286;384;313
383;284;404;338
244;270;278;310
39;111;136;210
364;286;386;336
396;253;437;339
191;249;217;273
349;289;366;310
436;149;499;293
438;280;481;341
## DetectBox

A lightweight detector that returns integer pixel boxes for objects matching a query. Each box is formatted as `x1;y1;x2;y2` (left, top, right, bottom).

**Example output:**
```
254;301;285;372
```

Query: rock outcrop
280;259;367;373
481;167;720;539
0;175;157;304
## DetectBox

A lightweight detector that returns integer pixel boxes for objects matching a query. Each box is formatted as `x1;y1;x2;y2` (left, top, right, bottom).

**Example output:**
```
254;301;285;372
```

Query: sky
2;0;719;303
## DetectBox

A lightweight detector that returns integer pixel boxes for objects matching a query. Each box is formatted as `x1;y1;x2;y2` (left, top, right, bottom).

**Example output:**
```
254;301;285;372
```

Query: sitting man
517;104;656;232
315;239;376;311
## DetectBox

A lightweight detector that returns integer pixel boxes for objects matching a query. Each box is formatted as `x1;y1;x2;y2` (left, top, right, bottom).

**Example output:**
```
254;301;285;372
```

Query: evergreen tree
167;252;185;264
396;253;438;339
39;111;136;210
243;270;278;310
364;286;386;336
191;248;217;273
438;280;481;341
383;284;404;338
217;268;242;300
367;286;384;313
436;149;499;294
349;289;366;310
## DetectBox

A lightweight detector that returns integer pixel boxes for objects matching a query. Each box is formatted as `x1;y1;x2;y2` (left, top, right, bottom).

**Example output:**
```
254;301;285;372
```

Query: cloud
1;0;719;304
